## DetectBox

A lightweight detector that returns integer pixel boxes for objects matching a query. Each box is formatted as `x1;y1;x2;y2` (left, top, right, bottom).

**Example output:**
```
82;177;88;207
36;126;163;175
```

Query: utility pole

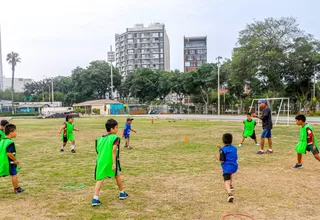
216;56;222;115
107;46;115;99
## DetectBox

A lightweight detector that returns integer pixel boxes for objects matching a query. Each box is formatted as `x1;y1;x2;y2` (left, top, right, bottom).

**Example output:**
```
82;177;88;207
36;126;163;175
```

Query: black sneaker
292;164;303;169
257;150;264;154
60;148;64;152
14;187;24;194
71;149;76;153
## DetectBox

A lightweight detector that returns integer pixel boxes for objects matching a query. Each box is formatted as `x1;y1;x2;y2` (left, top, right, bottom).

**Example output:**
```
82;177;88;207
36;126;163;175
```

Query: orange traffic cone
151;117;154;124
184;136;189;143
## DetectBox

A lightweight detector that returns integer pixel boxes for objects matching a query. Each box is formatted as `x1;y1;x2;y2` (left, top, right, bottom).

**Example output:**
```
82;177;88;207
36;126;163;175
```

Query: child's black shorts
223;173;232;181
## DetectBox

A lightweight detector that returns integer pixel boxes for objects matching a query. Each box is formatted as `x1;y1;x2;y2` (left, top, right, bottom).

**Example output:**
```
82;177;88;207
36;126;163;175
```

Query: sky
0;0;319;81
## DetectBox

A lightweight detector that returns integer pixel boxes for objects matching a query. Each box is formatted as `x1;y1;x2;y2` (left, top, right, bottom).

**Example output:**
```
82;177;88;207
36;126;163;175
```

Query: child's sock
93;195;99;200
71;145;75;150
61;146;64;149
120;190;124;194
268;149;273;152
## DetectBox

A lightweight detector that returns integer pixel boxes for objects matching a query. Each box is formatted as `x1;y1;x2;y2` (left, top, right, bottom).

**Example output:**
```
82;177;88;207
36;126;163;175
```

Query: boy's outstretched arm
130;128;137;133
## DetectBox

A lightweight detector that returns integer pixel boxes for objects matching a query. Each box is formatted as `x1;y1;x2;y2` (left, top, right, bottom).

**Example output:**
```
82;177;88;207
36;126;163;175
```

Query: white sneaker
238;143;243;147
255;143;260;146
227;194;234;202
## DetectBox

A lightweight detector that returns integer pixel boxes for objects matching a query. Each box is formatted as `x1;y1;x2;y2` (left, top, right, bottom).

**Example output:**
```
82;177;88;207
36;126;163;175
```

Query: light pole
107;45;115;100
314;64;320;110
51;77;54;106
216;56;222;115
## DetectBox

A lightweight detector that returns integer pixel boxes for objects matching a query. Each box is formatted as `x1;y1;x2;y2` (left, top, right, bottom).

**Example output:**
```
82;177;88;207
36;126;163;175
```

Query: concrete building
183;36;207;72
0;26;3;91
3;77;33;92
115;23;170;77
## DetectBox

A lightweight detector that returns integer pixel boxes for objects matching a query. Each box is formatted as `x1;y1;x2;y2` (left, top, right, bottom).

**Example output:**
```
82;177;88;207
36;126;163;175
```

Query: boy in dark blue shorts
217;133;238;202
123;118;136;150
0;124;24;194
293;114;320;168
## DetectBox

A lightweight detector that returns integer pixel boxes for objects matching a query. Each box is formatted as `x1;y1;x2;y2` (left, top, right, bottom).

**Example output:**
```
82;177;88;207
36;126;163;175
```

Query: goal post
249;98;290;126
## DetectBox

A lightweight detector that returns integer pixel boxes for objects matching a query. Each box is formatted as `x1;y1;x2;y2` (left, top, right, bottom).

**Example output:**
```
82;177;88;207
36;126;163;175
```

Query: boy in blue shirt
217;133;238;202
123;118;136;150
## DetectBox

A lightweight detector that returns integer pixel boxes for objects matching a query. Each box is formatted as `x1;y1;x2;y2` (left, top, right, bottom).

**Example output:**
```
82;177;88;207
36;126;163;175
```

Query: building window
153;54;159;58
128;49;134;54
152;33;159;37
160;33;163;37
185;61;190;67
128;34;133;38
160;54;163;58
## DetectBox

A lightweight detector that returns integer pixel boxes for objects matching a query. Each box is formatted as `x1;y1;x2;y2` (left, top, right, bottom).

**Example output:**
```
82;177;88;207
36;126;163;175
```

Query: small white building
3;77;33;92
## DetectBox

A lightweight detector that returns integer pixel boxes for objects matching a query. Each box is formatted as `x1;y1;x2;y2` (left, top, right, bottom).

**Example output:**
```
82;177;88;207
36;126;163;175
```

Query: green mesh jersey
0;138;14;177
95;134;121;180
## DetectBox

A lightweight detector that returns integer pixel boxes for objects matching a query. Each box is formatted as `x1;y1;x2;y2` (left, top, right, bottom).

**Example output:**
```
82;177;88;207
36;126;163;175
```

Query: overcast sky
0;0;318;81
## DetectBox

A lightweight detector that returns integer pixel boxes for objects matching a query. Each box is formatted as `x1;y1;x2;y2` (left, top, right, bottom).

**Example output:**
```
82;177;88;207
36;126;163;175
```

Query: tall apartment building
115;23;170;77
183;36;207;72
0;26;3;91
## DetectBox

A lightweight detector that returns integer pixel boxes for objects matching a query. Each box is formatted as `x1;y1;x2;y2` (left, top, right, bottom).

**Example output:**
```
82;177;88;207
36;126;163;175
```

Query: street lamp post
107;45;115;100
51;78;54;106
216;56;222;115
314;64;320;110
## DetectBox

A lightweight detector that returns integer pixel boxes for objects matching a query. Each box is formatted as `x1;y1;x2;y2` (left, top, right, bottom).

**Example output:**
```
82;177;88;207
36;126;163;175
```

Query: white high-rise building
0;26;4;91
115;23;170;77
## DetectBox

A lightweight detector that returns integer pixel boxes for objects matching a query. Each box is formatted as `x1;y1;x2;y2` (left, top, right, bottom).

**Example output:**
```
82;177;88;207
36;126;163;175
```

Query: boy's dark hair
105;119;118;132
247;112;251;116
1;120;9;127
66;114;73;121
295;114;306;122
222;133;233;145
5;124;16;135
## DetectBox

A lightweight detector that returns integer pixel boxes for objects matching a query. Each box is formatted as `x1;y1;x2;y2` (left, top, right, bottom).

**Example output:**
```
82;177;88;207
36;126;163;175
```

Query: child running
217;133;238;202
58;115;79;153
92;119;128;206
123;118;136;150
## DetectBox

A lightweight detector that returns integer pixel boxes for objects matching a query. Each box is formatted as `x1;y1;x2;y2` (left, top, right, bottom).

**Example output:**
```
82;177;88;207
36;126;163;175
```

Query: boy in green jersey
0;124;24;194
238;113;259;147
58;115;79;153
293;114;320;168
92;119;128;206
0;120;9;140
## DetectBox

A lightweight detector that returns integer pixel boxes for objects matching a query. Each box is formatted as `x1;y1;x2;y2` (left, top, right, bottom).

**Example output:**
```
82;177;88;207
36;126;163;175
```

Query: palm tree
6;52;21;114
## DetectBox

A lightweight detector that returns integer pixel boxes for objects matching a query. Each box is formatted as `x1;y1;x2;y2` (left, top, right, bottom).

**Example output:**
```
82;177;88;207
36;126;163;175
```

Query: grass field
0;117;320;220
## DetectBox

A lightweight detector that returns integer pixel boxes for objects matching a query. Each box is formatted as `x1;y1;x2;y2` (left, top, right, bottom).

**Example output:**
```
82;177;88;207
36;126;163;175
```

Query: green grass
0;117;320;219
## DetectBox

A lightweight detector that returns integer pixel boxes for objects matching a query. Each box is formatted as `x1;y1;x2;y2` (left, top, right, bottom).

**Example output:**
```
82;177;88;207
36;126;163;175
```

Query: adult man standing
252;100;273;154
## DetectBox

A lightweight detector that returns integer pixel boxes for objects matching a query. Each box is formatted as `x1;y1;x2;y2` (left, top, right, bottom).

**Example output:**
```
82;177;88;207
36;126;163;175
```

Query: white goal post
249;98;290;126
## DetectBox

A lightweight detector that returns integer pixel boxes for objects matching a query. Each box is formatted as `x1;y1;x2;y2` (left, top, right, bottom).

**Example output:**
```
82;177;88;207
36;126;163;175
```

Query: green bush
80;109;85;114
92;108;98;114
74;107;82;113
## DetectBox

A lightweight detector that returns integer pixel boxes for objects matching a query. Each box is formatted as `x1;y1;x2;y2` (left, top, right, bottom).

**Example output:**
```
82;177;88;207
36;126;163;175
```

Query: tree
283;35;320;111
6;52;21;114
236;17;302;108
130;68;161;103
